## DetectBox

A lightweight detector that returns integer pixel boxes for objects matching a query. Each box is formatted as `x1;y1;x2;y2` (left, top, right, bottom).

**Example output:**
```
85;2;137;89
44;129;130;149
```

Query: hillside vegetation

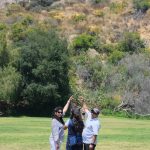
0;0;150;116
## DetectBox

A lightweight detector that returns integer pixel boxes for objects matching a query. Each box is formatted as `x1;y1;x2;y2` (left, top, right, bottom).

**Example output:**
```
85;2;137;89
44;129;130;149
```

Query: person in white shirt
81;97;101;150
49;96;73;150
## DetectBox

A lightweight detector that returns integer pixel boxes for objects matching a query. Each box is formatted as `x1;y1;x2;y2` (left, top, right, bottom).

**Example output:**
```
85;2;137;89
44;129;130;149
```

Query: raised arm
63;96;73;114
79;96;89;113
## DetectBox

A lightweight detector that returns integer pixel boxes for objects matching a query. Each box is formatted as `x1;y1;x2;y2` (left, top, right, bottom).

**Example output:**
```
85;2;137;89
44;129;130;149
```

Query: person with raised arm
80;96;101;150
64;106;84;150
49;96;73;150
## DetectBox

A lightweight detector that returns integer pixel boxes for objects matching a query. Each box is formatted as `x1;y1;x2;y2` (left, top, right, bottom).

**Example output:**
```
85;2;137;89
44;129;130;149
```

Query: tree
0;66;21;102
18;29;70;115
0;32;9;69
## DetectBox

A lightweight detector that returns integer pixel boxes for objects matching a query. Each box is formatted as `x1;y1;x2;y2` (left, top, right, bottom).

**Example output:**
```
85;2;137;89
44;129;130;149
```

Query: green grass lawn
0;116;150;150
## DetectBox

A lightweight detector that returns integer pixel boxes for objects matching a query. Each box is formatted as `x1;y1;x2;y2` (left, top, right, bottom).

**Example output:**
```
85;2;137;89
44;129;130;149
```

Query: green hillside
0;0;150;116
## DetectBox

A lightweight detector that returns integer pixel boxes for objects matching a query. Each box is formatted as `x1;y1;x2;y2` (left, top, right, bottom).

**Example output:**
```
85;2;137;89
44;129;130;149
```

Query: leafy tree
0;66;21;102
18;29;70;115
0;32;9;68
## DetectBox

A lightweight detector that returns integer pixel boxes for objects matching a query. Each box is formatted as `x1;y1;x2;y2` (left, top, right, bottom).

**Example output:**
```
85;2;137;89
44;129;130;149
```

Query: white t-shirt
82;111;100;144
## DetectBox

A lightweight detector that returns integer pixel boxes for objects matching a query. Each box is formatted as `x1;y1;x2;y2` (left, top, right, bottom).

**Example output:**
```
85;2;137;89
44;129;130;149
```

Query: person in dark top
64;107;84;150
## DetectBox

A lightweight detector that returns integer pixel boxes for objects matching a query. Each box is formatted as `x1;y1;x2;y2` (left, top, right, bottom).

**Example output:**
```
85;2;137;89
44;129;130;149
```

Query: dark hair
53;106;64;125
54;107;63;112
70;108;82;119
71;108;84;134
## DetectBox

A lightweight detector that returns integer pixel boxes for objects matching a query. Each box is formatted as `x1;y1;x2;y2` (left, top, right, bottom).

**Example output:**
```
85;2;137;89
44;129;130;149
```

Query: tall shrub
119;32;145;53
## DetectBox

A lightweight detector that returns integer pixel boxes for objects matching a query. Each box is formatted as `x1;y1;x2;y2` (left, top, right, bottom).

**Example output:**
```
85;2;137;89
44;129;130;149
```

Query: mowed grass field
0;116;150;150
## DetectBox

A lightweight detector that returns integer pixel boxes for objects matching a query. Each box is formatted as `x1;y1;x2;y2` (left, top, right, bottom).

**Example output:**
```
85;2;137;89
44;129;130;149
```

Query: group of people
49;96;101;150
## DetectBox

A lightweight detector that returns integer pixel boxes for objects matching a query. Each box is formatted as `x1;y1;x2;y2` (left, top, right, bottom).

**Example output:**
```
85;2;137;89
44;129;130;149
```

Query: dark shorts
83;143;96;150
72;144;83;150
66;144;83;150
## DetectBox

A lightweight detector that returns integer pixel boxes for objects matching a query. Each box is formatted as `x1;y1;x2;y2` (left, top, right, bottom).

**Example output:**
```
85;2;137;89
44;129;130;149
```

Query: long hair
70;106;84;133
52;107;64;125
